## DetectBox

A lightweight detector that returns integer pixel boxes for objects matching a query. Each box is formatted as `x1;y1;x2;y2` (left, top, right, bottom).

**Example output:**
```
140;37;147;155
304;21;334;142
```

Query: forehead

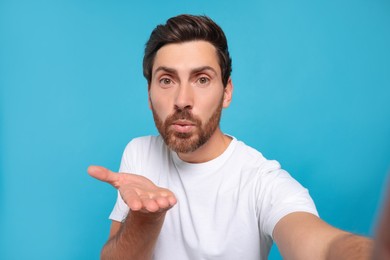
152;41;221;75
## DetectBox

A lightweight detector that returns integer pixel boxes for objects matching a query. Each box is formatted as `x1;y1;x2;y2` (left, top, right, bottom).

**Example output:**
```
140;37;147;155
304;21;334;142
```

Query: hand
88;166;177;213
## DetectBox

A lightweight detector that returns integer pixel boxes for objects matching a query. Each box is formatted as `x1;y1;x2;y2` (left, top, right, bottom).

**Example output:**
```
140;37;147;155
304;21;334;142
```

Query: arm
88;166;177;260
374;181;390;259
326;232;373;259
101;211;166;259
273;212;373;260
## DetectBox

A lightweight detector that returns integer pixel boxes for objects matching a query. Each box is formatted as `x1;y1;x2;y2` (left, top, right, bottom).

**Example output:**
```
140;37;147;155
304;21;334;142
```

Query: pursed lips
171;120;196;133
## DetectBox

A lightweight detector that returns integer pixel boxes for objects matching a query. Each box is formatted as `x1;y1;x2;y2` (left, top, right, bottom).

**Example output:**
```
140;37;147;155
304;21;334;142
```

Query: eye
159;77;174;87
160;78;171;84
197;76;210;85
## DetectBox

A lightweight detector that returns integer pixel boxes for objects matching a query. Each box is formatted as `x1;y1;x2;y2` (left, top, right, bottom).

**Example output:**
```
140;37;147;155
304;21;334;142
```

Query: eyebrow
190;66;218;76
153;66;218;77
153;66;177;76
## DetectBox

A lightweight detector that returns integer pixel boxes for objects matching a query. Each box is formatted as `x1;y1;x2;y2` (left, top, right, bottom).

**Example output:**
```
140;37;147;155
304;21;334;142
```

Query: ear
222;77;233;108
148;87;152;110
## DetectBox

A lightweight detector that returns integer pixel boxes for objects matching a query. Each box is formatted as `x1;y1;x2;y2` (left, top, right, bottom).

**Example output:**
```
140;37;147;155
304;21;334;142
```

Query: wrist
127;210;167;225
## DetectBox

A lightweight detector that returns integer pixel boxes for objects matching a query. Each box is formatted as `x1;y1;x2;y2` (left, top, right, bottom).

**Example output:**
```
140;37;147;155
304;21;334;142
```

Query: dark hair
143;14;232;87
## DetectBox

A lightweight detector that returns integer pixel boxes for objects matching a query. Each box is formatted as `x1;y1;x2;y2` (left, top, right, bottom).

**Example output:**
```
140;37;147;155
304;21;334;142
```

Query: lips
171;120;196;133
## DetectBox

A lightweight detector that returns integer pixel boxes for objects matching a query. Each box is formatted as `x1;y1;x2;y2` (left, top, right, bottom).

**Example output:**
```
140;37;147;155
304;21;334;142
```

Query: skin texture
88;40;379;259
273;212;373;260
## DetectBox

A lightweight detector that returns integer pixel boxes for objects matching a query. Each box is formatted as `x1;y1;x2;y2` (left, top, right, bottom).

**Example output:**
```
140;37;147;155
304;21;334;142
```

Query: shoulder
231;138;309;197
123;135;165;154
122;136;168;168
232;138;282;174
119;135;168;173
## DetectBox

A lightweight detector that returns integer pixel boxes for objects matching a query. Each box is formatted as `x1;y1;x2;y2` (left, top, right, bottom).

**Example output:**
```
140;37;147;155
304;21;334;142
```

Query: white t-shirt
109;135;318;260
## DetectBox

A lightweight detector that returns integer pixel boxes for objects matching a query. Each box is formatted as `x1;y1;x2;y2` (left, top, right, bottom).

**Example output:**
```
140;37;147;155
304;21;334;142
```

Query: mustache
165;108;201;125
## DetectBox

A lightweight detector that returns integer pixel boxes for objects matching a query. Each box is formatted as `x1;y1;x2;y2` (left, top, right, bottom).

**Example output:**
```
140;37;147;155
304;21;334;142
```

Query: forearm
326;233;374;260
101;211;166;260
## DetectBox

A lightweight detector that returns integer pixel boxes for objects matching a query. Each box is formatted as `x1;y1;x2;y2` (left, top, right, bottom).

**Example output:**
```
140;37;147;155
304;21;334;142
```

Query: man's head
145;15;233;156
143;14;232;88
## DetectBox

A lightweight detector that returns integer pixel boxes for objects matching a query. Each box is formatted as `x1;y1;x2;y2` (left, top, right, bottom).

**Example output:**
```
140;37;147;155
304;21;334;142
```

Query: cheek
150;96;171;121
195;94;223;119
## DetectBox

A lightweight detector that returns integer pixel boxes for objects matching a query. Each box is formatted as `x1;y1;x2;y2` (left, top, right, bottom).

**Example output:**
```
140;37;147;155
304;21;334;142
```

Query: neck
177;128;232;163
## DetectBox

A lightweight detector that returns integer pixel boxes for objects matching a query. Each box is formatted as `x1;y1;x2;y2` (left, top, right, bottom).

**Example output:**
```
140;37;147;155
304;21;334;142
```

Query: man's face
149;41;231;153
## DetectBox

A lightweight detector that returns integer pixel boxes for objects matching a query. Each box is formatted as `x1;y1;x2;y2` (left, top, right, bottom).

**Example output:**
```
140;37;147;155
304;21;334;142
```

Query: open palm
88;166;177;213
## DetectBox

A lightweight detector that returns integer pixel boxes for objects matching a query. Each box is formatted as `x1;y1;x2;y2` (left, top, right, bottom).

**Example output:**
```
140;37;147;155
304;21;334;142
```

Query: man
88;14;374;259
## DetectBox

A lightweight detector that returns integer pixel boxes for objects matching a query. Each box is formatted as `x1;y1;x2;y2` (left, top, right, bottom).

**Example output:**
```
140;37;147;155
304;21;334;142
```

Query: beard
151;98;223;154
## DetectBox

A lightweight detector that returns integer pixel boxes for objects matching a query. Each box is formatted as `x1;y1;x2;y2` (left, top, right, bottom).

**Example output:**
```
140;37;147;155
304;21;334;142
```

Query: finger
148;193;177;212
151;190;177;208
87;165;120;188
120;187;143;211
135;191;173;212
141;198;161;212
159;190;177;207
167;195;177;207
154;196;171;209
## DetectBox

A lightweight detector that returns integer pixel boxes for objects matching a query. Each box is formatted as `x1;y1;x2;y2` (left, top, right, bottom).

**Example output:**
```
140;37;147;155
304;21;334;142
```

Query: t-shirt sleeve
109;192;129;222
256;160;319;239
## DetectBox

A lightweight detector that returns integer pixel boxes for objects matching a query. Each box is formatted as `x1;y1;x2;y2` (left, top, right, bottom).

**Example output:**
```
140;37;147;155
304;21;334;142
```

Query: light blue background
1;0;389;259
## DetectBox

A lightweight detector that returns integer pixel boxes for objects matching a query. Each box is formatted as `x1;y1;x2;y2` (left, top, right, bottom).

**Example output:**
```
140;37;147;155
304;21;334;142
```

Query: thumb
87;165;120;188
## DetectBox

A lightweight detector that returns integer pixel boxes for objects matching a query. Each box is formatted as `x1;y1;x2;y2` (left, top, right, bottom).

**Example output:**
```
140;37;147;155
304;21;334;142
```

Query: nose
174;84;193;110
